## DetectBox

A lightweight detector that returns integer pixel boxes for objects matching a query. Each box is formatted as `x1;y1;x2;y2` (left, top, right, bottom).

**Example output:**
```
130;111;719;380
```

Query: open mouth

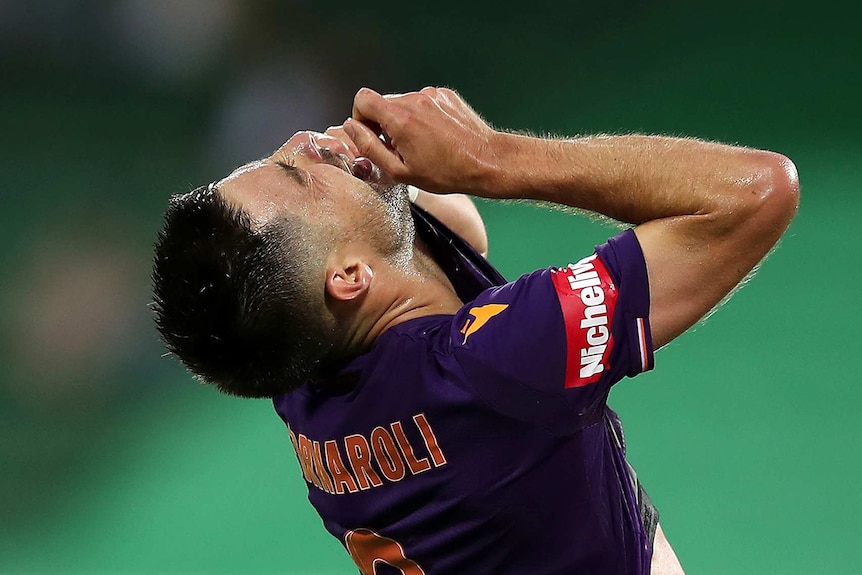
350;157;378;182
316;147;380;183
305;133;387;186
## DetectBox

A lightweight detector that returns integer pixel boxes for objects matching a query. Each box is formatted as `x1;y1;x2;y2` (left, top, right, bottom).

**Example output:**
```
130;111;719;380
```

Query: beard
365;182;415;264
371;182;411;224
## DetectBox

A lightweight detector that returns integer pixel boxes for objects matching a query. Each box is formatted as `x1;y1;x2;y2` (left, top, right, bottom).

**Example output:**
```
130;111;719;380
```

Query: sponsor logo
568;256;611;379
460;303;509;344
551;254;618;387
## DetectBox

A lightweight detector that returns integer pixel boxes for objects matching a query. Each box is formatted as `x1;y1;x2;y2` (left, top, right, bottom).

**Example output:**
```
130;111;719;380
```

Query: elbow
761;152;800;228
727;151;800;235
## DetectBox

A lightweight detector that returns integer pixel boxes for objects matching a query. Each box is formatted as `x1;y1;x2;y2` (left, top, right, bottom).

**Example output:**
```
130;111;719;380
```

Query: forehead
216;161;310;226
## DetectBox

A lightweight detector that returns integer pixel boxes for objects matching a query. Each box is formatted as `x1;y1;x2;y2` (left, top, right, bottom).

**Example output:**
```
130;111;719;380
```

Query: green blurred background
1;1;859;573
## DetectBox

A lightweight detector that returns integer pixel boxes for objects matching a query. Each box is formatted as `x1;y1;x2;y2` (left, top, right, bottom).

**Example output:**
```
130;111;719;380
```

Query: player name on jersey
288;413;447;495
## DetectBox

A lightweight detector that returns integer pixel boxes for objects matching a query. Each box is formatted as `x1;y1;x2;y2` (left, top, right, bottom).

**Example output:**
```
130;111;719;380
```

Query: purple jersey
273;211;655;574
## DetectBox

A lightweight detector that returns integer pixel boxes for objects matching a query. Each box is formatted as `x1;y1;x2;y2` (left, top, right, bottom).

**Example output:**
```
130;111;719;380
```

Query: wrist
472;132;556;200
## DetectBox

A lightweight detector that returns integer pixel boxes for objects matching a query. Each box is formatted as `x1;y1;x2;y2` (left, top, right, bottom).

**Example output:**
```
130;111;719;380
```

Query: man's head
152;130;414;398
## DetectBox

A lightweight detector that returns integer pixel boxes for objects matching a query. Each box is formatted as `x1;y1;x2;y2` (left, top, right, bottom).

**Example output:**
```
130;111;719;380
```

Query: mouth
296;132;389;187
316;146;381;184
350;157;385;185
299;131;387;186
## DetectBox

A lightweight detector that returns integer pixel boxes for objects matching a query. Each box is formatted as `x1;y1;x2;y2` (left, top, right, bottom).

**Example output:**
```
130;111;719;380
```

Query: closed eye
274;159;310;187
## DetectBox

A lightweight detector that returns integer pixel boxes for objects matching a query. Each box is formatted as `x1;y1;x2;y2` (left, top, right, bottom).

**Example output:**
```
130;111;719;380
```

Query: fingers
352;87;442;135
351;88;388;135
353;86;454;121
323;125;360;157
343;118;405;178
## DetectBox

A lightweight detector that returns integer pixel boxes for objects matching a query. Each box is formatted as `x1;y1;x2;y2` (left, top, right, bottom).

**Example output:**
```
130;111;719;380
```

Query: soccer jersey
273;209;656;574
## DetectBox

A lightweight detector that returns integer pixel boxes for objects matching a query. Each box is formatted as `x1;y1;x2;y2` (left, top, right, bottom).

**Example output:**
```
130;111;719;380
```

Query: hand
320;124;360;160
344;87;500;195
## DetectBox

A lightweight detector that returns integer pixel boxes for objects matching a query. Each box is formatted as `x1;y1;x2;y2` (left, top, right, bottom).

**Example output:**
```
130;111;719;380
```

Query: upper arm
452;236;653;433
634;152;799;349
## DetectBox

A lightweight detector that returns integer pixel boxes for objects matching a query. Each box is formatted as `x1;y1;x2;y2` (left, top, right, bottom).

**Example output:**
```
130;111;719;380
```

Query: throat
338;244;464;357
373;283;463;339
369;254;463;345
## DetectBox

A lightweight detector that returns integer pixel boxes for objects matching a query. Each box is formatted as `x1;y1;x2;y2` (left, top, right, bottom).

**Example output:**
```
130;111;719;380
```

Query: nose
311;134;355;162
282;131;355;167
276;131;361;176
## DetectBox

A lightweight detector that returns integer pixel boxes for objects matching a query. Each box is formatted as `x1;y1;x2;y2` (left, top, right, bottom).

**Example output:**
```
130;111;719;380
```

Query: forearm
477;132;794;225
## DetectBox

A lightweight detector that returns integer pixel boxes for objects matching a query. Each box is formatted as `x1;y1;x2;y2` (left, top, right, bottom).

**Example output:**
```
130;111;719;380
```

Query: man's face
217;130;413;255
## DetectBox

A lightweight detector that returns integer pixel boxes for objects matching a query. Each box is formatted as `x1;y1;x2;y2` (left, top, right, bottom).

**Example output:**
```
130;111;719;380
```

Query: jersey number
344;528;425;574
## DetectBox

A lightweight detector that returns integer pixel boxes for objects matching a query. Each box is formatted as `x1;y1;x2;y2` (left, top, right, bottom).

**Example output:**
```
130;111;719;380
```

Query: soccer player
152;87;799;574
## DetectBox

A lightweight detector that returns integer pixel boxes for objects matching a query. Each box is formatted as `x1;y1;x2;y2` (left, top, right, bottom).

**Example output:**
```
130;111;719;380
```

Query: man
152;87;798;574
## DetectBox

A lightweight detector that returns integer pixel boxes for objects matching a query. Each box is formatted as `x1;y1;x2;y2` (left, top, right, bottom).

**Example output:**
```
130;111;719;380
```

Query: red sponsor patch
551;254;618;388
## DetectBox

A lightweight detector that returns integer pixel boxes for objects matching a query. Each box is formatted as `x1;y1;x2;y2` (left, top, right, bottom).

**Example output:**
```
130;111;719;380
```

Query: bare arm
344;87;799;348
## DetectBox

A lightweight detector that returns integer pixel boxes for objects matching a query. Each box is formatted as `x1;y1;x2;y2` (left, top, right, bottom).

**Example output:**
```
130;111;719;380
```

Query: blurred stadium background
1;1;859;573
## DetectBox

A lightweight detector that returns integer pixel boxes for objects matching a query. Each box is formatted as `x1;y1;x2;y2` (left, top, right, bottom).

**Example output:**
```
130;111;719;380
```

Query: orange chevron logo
460;304;509;344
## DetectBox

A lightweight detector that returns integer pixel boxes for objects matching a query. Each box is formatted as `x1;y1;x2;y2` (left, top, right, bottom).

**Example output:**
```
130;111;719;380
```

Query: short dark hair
151;184;334;398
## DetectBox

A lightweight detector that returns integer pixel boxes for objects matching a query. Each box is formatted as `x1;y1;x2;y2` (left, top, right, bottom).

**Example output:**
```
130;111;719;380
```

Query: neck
342;246;463;354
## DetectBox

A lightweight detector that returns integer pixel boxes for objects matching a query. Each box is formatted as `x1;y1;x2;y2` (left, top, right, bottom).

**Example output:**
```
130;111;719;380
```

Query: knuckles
387;107;412;130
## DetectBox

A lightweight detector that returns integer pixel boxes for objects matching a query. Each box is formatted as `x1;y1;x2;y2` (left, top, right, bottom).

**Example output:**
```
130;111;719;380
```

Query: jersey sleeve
450;229;654;434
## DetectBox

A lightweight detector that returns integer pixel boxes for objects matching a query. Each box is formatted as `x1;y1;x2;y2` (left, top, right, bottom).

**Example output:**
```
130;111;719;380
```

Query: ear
325;260;374;302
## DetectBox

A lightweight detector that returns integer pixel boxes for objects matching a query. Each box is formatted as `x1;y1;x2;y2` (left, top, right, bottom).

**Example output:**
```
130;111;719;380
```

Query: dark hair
151;184;334;398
